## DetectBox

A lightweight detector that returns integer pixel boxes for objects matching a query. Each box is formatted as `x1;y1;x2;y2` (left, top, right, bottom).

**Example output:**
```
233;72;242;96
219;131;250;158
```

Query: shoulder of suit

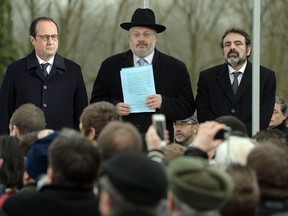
156;50;186;66
200;63;227;75
259;65;275;74
102;50;130;64
57;54;81;69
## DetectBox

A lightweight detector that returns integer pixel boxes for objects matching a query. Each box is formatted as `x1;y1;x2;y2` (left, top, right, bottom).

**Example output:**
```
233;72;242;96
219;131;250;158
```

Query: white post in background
252;0;261;135
143;0;149;8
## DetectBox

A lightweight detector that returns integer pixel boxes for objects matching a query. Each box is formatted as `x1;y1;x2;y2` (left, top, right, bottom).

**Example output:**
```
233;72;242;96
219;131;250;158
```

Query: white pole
143;0;149;8
252;0;261;135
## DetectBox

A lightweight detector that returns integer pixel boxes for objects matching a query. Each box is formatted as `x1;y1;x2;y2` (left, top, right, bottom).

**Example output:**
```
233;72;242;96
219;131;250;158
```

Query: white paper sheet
120;65;156;113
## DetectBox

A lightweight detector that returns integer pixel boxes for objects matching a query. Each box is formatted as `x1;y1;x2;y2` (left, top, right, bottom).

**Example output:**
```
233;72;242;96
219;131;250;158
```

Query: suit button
231;109;235;113
43;104;47;108
43;85;47;90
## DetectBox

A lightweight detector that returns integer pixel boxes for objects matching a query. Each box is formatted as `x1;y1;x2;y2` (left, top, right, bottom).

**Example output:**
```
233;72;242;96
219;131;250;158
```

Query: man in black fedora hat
90;8;196;145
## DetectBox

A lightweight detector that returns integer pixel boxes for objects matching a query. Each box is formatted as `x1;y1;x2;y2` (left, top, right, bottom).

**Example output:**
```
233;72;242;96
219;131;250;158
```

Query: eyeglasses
36;34;59;41
130;32;156;39
173;121;194;127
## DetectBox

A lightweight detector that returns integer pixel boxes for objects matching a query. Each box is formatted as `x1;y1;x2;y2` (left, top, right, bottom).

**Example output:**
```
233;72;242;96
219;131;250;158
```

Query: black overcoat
2;185;100;216
0;51;88;134
90;49;196;139
196;61;276;136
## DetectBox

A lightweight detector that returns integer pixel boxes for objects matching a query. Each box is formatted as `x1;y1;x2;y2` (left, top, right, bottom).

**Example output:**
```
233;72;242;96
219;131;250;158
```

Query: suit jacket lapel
26;51;46;81
234;61;252;102
46;53;66;81
122;50;134;68
216;64;235;102
152;49;161;72
27;51;66;81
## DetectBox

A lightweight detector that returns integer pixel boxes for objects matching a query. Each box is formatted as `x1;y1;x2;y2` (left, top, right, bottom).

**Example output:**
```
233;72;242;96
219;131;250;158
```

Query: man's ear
247;45;252;57
47;167;55;183
30;35;36;45
88;127;97;141
99;191;112;216
10;125;20;137
193;124;199;134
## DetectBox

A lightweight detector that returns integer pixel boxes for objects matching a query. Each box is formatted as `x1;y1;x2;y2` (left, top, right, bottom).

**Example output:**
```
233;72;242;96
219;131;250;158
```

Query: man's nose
47;36;54;42
230;43;237;49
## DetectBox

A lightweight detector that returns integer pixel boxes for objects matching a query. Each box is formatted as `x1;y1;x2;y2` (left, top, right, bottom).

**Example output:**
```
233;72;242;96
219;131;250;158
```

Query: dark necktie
41;63;49;78
138;58;146;66
232;72;241;95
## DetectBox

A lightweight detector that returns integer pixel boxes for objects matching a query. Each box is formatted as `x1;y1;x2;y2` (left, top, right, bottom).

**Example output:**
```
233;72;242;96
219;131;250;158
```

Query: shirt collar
36;55;55;66
228;60;247;75
133;50;155;66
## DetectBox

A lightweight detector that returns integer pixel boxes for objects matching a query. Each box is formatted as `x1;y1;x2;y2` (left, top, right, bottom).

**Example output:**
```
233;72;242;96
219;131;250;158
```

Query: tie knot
233;71;241;78
138;58;146;66
41;63;49;70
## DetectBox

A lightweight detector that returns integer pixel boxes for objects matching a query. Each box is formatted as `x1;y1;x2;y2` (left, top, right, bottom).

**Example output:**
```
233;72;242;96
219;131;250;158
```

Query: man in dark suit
196;27;276;136
0;17;88;134
90;8;196;140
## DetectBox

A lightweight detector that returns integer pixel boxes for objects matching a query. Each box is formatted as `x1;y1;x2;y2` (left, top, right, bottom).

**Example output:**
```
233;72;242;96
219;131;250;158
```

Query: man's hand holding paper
120;65;157;113
146;94;162;109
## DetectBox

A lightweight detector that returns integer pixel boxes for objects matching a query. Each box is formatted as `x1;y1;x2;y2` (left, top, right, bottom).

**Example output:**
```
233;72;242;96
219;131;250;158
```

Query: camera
214;126;231;140
152;114;166;147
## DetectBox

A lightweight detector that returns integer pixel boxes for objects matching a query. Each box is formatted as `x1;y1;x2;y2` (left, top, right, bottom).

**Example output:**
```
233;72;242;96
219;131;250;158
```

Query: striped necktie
232;72;241;95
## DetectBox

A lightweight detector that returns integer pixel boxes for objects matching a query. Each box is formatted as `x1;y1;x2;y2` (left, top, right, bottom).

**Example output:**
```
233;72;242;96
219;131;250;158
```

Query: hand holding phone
214;126;232;140
152;114;166;147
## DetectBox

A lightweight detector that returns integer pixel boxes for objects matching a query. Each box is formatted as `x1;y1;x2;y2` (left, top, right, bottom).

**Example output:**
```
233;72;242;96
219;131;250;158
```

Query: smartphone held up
214;126;232;140
152;114;167;147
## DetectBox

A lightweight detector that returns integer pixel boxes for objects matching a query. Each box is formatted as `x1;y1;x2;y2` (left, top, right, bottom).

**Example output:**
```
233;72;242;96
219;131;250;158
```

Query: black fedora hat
120;8;166;33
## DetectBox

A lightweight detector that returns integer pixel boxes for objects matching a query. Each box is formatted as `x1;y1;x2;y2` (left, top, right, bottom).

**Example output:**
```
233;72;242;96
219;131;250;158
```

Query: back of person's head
247;144;288;198
19;131;39;158
100;151;167;216
220;164;260;216
167;157;233;215
253;129;287;149
215;136;256;170
48;128;100;187
9;103;46;136
0;136;24;189
80;102;121;141
97;121;142;160
162;143;187;164
215;115;247;137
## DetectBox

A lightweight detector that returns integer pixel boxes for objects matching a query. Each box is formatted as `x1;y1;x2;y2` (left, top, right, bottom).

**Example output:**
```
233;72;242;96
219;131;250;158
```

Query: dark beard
226;50;248;67
226;56;247;68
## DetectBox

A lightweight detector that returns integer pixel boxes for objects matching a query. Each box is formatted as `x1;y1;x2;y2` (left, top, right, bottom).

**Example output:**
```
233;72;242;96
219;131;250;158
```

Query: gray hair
215;136;257;170
275;96;287;115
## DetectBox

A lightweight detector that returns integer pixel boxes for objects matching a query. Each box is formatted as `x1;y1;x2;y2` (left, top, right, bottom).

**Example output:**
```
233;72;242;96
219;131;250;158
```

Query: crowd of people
0;7;287;216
